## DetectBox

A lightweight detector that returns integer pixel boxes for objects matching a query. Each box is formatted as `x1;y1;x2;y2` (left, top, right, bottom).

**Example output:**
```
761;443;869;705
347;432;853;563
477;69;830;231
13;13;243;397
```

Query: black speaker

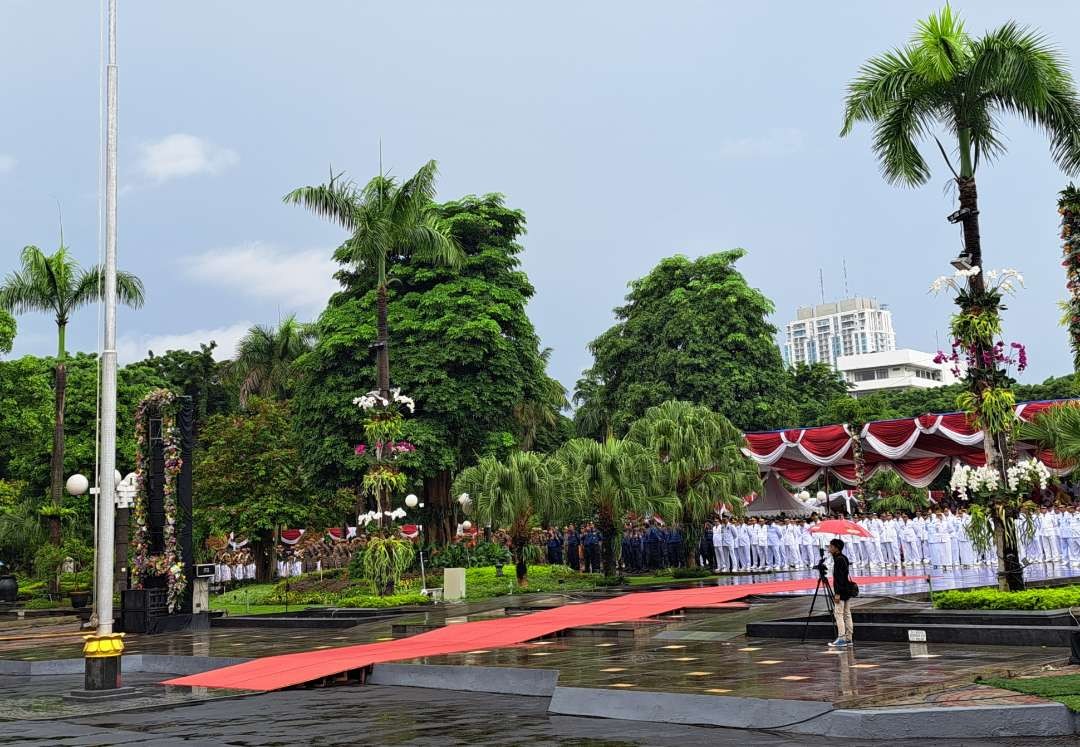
1070;630;1080;665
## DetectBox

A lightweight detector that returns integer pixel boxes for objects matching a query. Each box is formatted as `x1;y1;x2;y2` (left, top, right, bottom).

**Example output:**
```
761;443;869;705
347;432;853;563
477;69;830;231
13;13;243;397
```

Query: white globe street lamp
816;490;828;502
67;474;90;497
462;520;472;531
404;494;419;508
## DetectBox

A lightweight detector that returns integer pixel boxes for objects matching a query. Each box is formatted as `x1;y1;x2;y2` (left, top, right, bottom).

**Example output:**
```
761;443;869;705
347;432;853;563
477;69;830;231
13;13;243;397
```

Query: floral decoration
131;388;186;612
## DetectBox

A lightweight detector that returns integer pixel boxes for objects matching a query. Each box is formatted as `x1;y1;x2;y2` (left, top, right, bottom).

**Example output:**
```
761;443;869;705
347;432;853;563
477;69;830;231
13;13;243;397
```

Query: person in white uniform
956;509;976;567
1039;507;1061;563
879;513;899;567
927;512;950;569
734;519;751;571
753;519;768;571
712;520;727;572
766;520;783;570
899;515;920;566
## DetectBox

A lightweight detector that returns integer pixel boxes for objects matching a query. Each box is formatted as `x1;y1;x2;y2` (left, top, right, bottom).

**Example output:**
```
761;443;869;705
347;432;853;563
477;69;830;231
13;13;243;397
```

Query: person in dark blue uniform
546;529;563;565
644;522;662;571
581;523;596;573
667;525;684;568
699;521;715;570
564;524;580;571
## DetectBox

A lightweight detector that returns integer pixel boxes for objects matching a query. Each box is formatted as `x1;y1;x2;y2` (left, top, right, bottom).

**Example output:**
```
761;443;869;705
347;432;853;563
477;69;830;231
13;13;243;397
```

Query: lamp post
404;493;428;594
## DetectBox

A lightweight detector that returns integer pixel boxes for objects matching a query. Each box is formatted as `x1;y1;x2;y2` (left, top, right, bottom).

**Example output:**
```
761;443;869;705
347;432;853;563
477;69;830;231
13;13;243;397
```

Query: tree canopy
574;251;798;435
0;310;14;355
292;193;566;540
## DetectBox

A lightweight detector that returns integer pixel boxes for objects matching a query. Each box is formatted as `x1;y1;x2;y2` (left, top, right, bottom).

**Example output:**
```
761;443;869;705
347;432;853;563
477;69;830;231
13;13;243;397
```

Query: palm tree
514;348;569;451
453;451;563;585
626;400;761;567
841;5;1080;590
552;437;676;577
1019;402;1080;465
230;315;314;407
0;245;144;542
285;160;463;399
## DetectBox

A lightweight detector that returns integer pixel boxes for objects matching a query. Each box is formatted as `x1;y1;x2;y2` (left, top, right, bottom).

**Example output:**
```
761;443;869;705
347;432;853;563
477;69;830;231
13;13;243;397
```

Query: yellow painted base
83;632;125;659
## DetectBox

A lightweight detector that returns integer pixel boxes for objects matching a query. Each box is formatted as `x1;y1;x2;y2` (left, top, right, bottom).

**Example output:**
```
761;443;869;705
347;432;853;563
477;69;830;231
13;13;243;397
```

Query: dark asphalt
2;685;1080;746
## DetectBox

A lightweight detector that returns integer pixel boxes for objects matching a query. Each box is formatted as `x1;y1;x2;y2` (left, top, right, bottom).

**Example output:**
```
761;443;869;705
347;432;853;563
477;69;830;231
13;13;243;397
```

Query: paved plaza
3;565;1080;742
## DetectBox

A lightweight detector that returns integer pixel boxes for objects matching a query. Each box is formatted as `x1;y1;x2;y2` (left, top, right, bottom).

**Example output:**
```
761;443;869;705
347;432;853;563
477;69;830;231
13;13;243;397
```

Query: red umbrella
809;519;872;538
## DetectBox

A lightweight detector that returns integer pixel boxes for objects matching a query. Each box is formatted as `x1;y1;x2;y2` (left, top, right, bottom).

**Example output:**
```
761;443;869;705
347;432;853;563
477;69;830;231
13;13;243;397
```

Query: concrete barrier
369;664;558;696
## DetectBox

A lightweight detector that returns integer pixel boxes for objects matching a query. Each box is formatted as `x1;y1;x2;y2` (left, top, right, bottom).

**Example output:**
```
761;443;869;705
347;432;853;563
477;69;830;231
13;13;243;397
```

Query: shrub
363;536;415;595
933;586;1080;611
347;549;366;580
671;567;713;579
335;592;429;608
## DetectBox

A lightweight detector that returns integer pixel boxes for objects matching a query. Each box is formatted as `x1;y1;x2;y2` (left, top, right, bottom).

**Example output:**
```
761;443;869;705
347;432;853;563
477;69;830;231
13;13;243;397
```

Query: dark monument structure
119;394;201;633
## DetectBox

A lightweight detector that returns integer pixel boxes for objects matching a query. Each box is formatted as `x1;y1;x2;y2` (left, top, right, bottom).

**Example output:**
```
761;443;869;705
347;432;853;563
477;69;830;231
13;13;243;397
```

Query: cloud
185;242;339;310
117;321;251;364
137;133;238;182
0;154;15;174
714;128;804;159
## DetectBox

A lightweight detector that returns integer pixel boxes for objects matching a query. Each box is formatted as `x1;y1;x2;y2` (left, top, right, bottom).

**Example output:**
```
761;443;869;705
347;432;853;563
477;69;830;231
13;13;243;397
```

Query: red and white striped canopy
743;400;1074;488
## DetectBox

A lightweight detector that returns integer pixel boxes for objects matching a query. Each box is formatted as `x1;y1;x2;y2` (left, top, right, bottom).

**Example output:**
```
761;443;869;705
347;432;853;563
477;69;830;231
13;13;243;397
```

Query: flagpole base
69;633;133;697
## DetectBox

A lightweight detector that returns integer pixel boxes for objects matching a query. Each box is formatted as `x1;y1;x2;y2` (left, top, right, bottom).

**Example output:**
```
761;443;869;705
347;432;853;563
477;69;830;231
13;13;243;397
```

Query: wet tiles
738;647;761;652
600;668;626;673
610;683;636;688
850;664;879;669
781;675;809;681
672;657;699;662
705;688;732;694
661;645;686;650
757;660;782;665
685;672;712;677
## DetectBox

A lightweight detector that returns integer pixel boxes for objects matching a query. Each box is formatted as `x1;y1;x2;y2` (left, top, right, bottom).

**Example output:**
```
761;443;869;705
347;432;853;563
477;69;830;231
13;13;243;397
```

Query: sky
3;1;1080;395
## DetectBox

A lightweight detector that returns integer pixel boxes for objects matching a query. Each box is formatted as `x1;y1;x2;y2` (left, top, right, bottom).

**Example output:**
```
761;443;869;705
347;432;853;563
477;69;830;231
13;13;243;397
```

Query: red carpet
165;575;912;691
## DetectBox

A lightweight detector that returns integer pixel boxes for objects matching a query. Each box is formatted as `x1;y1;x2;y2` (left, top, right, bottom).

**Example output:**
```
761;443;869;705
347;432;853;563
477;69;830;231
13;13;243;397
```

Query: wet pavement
2;681;1078;746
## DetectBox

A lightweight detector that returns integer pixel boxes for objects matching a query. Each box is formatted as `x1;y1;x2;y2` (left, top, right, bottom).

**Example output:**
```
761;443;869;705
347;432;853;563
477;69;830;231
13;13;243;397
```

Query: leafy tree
229;316;313;407
195;399;346;581
575;251;797;436
626;401;761;567
453;451;563;585
0;244;144;540
551;437;676;577
791;363;851;425
513;348;569;451
129;343;235;427
0;310;14;355
285;160;463;400
293;194;563;545
1019;402;1080;467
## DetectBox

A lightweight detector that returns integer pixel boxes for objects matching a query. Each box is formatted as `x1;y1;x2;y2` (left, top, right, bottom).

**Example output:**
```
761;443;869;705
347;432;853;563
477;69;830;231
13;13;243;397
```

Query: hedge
933;586;1080;611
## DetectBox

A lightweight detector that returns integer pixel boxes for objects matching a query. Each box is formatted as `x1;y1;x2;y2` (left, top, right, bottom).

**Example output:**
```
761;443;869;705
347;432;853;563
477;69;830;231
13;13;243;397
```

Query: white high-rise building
784;297;896;369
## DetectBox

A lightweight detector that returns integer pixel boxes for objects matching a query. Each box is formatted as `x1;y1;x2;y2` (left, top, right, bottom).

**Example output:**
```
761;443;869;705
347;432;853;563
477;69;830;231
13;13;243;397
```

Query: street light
402;494;427;594
66;474;89;497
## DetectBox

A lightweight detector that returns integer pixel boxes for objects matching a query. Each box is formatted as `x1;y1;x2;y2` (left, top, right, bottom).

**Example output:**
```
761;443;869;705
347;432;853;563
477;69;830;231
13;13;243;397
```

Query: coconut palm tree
626;400;761;567
285;161;462;399
0;245;144;542
551;437;676;577
841;5;1080;590
230;315;314;407
453;451;564;585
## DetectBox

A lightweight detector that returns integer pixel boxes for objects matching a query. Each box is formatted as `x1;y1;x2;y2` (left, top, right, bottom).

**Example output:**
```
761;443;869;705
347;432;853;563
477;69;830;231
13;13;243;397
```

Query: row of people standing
546;524;603;573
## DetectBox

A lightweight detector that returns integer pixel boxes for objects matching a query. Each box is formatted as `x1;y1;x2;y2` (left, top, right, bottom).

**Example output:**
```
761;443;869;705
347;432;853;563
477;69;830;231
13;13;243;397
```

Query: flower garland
131;388;186;612
1058;185;1080;372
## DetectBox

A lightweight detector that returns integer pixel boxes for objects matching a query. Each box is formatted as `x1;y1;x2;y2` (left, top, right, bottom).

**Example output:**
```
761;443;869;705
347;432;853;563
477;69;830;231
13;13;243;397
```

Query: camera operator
827;538;855;647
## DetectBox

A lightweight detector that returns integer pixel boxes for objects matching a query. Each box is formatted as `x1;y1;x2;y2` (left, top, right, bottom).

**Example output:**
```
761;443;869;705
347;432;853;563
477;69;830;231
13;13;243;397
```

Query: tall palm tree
453;451;564;585
0;245;144;542
285;160;463;399
552;437;676;577
1018;402;1080;466
626;400;762;567
841;5;1080;590
230;315;314;406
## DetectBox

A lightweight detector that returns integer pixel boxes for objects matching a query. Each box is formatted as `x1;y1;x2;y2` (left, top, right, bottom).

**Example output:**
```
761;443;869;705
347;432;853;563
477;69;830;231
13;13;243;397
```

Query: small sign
907;629;927;642
194;563;215;578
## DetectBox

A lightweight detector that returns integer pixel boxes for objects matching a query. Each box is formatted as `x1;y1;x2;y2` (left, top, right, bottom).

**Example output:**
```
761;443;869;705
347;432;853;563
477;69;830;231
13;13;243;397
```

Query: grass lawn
210;583;295;615
464;565;598;599
979;674;1080;712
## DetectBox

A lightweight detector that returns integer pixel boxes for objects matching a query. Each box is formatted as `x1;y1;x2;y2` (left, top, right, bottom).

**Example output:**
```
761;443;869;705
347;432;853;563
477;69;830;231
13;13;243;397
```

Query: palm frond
284;178;362;232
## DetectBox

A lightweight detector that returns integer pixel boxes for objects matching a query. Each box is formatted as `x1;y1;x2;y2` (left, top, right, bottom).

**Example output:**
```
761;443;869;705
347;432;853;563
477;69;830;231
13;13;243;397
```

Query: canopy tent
745;470;814;516
743;400;1075;489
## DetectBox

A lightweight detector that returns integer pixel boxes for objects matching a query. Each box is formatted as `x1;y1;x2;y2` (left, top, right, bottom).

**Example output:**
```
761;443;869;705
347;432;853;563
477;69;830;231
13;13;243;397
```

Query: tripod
801;549;837;644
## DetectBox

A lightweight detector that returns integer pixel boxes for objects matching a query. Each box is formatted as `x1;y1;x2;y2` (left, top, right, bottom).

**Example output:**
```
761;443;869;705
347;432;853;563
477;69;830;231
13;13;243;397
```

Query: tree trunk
49;358;67;544
957;175;1020;589
47;516;61;546
992;504;1024;592
423;471;453;547
598;512;617;578
683;511;701;569
252;529;275;583
376;283;391;400
512;540;528;586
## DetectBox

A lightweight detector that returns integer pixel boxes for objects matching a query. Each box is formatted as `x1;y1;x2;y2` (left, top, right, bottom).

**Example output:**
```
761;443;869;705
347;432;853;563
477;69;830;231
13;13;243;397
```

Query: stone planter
69;590;91;609
0;574;17;604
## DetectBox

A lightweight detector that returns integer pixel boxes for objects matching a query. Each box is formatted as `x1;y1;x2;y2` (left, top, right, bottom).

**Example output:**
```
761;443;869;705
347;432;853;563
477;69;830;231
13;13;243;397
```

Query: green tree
791;363;852;425
130;343;235;427
575;251;796;436
626;401;761;567
195;399;344;581
0;310;14;355
1019;402;1080;467
285;160;463;401
551;437;676;577
230;316;313;407
0;245;144;541
453;451;563;585
293;194;562;545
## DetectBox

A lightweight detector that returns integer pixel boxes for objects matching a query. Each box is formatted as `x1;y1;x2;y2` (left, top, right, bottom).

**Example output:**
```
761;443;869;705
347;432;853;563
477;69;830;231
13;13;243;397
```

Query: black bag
849;582;859;598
